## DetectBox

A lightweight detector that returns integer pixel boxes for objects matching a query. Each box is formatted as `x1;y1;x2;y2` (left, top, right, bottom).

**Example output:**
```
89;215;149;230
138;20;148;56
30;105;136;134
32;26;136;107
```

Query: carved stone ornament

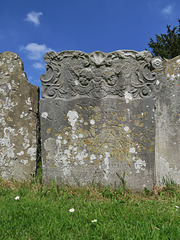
40;50;163;99
151;57;164;71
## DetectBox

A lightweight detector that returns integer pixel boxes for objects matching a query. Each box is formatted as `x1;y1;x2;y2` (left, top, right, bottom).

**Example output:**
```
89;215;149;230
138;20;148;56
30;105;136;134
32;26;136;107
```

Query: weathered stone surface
155;56;180;184
41;50;158;190
0;52;39;179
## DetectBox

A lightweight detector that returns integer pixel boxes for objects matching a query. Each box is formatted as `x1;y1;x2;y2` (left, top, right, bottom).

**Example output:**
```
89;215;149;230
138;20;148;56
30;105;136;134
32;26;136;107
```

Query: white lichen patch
20;160;28;165
72;133;78;140
56;138;61;148
23;132;31;149
67;110;79;129
57;135;62;140
9;67;14;73
27;147;36;156
73;147;78;154
0;88;6;95
124;126;129;132
170;74;176;81
20;112;28;118
6;147;15;158
0;127;16;147
7;83;12;90
64;149;71;158
4;97;16;109
26;98;32;106
63;140;67;144
75;80;79;85
156;80;160;85
17;151;24;156
78;133;83;138
90;119;95;125
129;147;136;154
18;127;24;135
62;158;71;176
134;159;146;173
76;149;88;164
90;154;96;163
124;91;133;103
6;58;12;64
104;152;110;180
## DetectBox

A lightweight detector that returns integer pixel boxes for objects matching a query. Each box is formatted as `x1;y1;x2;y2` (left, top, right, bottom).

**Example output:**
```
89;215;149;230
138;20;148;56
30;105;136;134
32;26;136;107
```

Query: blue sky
0;0;179;89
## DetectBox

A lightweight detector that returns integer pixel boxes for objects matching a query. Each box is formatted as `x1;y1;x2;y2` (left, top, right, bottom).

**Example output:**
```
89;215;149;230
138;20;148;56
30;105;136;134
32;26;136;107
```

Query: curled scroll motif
130;63;157;98
40;50;160;99
41;85;67;99
151;57;164;70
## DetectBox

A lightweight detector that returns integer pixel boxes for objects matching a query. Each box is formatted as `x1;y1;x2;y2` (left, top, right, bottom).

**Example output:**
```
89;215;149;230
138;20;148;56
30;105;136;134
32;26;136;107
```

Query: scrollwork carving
40;50;160;99
151;57;164;70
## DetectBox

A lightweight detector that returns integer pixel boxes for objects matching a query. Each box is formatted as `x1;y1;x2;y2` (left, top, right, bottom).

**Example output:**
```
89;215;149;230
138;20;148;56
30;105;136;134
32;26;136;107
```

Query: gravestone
41;50;159;190
0;52;39;179
155;56;180;185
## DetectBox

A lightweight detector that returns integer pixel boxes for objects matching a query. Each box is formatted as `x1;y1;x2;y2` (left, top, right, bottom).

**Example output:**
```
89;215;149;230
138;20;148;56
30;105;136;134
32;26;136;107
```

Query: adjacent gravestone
0;52;39;180
41;50;159;190
155;56;180;185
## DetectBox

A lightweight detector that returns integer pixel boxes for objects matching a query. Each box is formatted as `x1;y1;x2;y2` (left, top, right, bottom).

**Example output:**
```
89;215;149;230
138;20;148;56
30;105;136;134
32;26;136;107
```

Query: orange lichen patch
46;128;51;134
7;117;13;121
94;160;99;165
148;145;154;153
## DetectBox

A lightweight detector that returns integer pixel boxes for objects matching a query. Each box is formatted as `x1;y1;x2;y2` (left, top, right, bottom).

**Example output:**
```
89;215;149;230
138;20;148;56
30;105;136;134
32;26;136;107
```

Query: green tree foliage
148;19;180;59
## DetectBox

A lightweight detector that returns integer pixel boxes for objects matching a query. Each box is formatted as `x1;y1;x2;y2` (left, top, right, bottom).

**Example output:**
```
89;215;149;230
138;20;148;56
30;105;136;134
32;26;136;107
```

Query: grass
0;177;180;240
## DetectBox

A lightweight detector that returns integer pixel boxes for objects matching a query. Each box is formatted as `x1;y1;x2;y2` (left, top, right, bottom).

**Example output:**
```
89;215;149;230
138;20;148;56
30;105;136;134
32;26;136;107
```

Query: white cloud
33;62;45;69
161;5;173;16
25;11;43;26
21;43;53;60
21;43;54;70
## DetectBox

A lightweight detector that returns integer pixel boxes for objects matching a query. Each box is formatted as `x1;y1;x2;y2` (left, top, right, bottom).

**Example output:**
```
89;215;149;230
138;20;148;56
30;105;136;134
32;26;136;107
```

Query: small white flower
91;219;97;223
15;196;20;200
69;208;75;212
176;205;179;209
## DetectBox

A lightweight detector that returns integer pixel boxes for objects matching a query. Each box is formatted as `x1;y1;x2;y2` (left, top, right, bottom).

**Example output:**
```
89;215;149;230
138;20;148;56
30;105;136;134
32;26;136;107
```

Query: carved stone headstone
155;56;180;185
0;52;39;179
41;50;158;190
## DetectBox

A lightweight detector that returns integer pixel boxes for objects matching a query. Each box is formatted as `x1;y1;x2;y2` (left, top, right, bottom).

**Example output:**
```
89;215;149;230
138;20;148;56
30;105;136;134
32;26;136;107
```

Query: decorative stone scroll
40;50;163;190
41;50;159;100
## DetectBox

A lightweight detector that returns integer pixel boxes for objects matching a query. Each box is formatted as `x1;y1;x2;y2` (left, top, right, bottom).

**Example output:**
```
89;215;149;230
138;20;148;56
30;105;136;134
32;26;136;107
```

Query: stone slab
41;97;155;190
40;50;158;190
0;52;39;180
155;56;180;184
